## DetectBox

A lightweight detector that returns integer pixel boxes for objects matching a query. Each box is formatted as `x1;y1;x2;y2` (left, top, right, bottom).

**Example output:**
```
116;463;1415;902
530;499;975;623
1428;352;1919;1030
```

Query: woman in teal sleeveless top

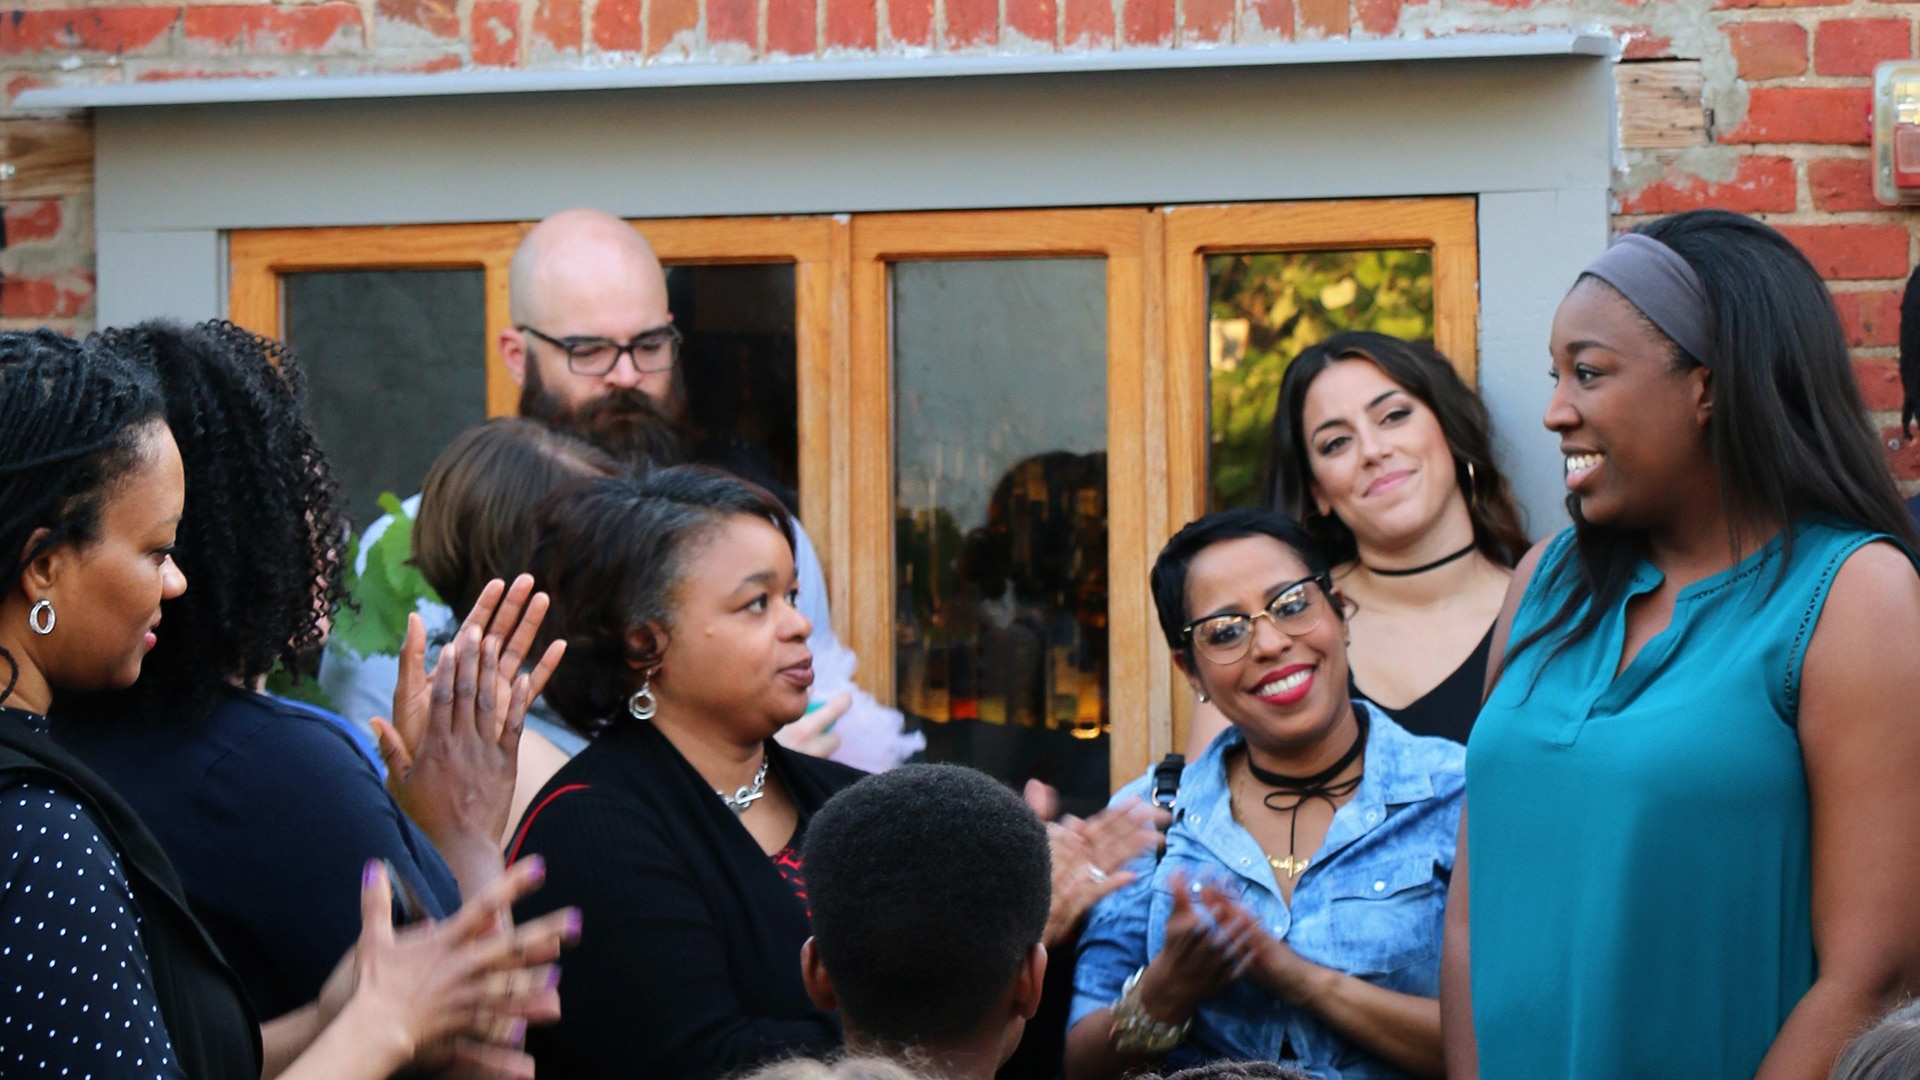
1442;211;1920;1080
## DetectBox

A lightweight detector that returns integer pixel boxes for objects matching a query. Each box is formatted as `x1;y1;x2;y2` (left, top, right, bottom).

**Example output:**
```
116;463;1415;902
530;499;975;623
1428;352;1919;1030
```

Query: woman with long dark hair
1190;333;1526;753
1442;210;1920;1080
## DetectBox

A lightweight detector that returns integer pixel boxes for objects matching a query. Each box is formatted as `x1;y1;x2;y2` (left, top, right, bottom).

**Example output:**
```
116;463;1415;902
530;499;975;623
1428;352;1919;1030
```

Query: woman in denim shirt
1066;509;1461;1080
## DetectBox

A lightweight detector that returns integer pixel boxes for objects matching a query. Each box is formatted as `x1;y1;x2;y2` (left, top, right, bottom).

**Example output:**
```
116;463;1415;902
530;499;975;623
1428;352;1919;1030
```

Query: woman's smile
1248;663;1317;708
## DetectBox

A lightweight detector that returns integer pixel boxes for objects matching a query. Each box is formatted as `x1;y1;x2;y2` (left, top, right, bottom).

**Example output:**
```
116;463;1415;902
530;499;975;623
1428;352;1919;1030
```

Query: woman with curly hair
56;320;566;1072
1;328;578;1080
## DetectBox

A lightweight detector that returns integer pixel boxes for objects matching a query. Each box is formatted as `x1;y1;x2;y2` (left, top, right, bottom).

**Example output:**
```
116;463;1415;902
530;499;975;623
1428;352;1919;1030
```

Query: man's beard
519;360;686;472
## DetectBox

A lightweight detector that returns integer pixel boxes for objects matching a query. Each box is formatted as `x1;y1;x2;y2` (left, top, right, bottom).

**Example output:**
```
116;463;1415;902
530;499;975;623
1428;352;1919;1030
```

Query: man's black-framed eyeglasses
1180;573;1335;665
518;324;683;377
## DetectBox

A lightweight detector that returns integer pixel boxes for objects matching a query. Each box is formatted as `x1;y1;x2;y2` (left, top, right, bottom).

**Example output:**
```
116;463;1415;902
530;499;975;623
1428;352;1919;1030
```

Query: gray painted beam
95;230;222;329
22;32;1611;110
96;57;1611;230
1477;188;1612;539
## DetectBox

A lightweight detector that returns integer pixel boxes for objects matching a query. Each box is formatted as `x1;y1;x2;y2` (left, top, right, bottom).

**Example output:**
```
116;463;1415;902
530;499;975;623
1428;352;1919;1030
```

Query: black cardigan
510;719;865;1080
0;714;262;1080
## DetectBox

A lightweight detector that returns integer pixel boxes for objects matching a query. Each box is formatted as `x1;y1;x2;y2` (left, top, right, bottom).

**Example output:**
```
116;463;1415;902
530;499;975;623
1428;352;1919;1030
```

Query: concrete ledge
19;31;1612;110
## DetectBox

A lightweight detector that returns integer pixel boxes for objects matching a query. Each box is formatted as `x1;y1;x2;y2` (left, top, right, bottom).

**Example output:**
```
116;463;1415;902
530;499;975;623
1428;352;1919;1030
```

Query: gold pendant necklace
1267;853;1310;878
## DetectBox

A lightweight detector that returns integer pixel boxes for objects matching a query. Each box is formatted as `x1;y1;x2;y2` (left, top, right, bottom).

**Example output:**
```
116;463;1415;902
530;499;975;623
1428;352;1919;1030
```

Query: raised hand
372;575;566;893
773;692;848;760
1043;796;1161;946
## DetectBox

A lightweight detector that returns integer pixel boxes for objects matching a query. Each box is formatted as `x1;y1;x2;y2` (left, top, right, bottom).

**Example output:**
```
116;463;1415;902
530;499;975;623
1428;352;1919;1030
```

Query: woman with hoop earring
1189;333;1527;754
505;466;864;1080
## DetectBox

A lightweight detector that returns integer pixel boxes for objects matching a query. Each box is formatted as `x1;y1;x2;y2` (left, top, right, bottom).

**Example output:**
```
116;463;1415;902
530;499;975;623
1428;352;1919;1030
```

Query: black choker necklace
1244;706;1368;879
1364;541;1476;578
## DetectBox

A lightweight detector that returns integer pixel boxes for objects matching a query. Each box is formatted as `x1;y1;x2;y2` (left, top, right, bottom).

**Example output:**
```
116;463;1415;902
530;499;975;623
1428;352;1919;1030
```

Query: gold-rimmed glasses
1180;573;1335;665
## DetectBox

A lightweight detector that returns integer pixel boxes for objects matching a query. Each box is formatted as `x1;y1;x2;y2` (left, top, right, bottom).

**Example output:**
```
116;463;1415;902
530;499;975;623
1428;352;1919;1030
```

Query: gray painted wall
91;53;1612;534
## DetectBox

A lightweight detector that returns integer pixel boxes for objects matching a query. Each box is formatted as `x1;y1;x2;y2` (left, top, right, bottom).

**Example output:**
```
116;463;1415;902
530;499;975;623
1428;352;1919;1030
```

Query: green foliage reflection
1207;249;1434;510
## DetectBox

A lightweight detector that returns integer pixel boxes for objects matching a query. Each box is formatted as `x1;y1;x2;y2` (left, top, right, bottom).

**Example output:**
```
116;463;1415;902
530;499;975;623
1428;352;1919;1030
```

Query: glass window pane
667;263;801;515
284;269;487;529
892;258;1110;815
1206;249;1434;511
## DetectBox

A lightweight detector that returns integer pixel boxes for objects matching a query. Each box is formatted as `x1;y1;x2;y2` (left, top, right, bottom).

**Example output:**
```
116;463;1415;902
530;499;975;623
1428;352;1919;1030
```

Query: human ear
17;528;60;598
1690;366;1714;427
624;624;669;673
799;938;840;1013
1173;652;1209;702
1011;943;1047;1021
500;327;529;389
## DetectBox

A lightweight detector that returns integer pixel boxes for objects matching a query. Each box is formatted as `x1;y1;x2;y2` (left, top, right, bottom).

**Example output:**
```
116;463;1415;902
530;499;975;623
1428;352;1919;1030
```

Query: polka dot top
2;706;185;1080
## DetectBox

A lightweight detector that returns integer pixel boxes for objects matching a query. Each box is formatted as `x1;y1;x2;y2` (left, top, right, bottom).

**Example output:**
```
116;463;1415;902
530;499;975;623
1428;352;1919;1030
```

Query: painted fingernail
507;1020;527;1047
545;967;562;991
523;855;546;882
565;909;583;940
363;860;380;889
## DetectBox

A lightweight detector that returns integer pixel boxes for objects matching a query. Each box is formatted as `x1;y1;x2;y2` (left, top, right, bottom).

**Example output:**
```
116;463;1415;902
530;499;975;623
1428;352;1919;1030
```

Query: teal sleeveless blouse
1466;519;1902;1079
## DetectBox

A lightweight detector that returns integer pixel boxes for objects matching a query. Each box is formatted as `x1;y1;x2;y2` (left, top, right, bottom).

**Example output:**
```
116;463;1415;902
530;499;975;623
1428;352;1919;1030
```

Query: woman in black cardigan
512;467;865;1080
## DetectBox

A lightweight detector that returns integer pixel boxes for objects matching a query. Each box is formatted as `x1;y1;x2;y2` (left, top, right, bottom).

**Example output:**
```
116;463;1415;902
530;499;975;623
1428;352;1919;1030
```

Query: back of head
80;320;346;718
0;330;164;703
1635;210;1918;552
740;1057;930;1080
802;763;1051;1048
1150;1063;1317;1080
1832;999;1920;1080
414;417;618;616
1264;330;1527;568
527;464;793;735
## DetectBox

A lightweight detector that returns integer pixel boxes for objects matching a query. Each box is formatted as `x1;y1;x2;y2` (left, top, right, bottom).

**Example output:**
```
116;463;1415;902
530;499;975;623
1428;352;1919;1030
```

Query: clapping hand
1033;787;1162;947
326;858;580;1079
1133;872;1256;1024
372;576;566;887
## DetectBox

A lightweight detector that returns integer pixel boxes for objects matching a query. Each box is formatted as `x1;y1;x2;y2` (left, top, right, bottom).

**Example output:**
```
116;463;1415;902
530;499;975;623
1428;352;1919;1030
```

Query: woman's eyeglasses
1180;574;1334;665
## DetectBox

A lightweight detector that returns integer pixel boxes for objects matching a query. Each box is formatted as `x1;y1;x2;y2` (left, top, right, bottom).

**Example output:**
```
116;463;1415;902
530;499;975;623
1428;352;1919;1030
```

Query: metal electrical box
1874;62;1920;205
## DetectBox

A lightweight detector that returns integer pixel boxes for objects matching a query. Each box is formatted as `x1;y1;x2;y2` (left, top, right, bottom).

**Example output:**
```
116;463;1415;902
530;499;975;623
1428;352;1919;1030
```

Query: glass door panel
1205;249;1434;511
667;262;802;515
283;269;488;529
891;257;1111;814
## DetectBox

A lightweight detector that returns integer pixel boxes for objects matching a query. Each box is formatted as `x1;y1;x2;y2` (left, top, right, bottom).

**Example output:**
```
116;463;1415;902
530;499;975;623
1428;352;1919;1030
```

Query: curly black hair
0;329;165;705
81;320;349;720
802;764;1051;1047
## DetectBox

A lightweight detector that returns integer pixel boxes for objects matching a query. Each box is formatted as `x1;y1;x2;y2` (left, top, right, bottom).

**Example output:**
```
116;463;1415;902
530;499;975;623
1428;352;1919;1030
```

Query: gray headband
1580;233;1716;368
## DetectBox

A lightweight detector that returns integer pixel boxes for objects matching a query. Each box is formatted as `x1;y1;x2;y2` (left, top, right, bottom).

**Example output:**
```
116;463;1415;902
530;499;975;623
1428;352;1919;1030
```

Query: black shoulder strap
1150;753;1185;810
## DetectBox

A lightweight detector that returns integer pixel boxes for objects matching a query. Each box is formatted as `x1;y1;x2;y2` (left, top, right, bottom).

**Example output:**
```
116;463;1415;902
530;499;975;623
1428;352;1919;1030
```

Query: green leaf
328;494;444;660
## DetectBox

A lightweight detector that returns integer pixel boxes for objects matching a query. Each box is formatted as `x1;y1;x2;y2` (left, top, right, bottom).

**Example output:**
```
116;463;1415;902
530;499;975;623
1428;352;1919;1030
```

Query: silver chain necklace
717;757;770;815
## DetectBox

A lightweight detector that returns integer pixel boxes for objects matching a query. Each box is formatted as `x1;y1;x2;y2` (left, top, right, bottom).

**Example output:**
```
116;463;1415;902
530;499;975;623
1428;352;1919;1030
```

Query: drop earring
28;600;54;636
627;669;658;721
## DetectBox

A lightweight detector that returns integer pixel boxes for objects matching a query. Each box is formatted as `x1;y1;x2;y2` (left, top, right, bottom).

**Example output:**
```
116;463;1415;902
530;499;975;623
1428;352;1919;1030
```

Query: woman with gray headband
1438;210;1920;1080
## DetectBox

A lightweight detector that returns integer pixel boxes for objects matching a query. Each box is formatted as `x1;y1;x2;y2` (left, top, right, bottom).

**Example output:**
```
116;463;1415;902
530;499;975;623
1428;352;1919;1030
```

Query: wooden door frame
1161;197;1479;751
849;208;1160;789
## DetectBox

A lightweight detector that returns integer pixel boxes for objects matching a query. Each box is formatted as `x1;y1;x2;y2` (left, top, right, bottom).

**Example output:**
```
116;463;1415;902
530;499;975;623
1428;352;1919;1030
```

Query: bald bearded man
321;210;921;814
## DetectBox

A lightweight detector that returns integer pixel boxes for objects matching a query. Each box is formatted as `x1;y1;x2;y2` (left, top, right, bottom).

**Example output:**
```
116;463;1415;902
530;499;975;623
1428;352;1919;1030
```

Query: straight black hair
1509;210;1920;672
1151;507;1332;665
1264;331;1528;568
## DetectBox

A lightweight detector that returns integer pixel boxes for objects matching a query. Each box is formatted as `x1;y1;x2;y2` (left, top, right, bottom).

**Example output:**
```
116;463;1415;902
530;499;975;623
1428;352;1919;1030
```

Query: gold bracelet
1108;967;1191;1055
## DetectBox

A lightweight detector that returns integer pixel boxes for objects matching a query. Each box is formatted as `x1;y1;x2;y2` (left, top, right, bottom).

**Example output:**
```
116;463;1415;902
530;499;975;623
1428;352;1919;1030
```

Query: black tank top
1348;625;1494;744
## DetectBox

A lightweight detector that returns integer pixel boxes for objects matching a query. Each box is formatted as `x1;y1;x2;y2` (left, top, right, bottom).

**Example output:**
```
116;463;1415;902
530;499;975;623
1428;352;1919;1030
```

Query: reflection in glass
667;263;801;514
892;258;1110;815
1206;249;1434;511
284;270;487;529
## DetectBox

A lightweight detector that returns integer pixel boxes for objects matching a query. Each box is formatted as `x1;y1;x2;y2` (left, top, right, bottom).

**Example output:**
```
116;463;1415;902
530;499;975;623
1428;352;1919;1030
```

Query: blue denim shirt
1069;702;1464;1080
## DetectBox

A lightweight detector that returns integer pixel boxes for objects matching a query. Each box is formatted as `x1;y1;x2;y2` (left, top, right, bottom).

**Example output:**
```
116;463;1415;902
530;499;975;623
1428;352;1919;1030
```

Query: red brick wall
2;0;1917;477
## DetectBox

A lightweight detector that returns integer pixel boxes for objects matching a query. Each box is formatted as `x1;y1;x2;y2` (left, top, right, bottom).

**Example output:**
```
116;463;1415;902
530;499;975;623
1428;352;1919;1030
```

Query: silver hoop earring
27;600;54;636
627;671;658;721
